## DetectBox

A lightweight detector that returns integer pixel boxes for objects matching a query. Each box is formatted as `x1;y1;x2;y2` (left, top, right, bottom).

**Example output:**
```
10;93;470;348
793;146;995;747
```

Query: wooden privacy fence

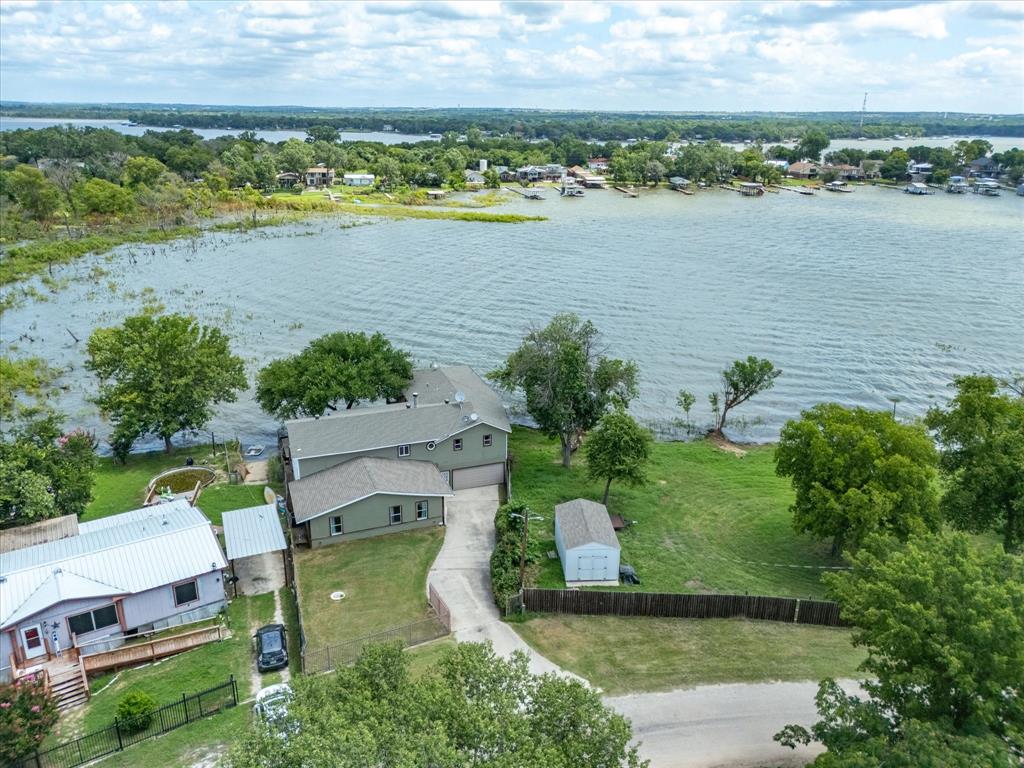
428;583;452;632
522;589;845;627
81;624;225;674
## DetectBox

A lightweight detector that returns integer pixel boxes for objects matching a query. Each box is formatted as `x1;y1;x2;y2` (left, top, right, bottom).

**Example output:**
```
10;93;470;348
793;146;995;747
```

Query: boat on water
738;182;765;196
559;177;584;197
946;176;969;194
824;180;852;193
245;444;266;458
973;179;1001;197
904;182;933;195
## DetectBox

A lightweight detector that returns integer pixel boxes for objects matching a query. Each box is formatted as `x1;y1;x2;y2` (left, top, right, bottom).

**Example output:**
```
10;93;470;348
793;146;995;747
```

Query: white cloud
850;4;950;39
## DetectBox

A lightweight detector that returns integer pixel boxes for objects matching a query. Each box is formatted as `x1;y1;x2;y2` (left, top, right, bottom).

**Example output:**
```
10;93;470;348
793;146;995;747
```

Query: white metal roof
0;500;226;629
222;503;287;561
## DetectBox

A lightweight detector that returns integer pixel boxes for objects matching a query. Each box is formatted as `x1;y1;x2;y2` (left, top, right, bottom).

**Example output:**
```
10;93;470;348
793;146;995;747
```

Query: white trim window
397;444;411;457
329;515;343;535
452;438;463;452
389;505;403;525
482;434;493;447
68;604;119;636
416;500;429;520
173;579;199;607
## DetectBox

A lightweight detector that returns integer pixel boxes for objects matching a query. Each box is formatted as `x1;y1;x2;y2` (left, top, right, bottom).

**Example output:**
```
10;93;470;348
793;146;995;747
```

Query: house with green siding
283;365;510;546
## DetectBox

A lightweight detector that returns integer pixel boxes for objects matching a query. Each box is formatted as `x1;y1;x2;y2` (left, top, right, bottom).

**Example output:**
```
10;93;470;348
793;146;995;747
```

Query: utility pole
509;510;545;588
860;92;868;132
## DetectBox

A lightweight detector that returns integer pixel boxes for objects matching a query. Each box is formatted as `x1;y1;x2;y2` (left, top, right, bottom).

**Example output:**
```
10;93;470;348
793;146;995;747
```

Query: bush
491;500;534;610
116;690;158;734
0;674;59;762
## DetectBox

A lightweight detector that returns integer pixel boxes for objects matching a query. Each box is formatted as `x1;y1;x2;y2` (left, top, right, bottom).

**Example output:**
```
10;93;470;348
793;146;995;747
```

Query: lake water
0;116;431;144
2;184;1022;452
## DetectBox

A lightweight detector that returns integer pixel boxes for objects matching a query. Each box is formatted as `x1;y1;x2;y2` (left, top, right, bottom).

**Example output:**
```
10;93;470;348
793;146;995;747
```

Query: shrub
116;690;158;734
491;500;535;610
0;674;59;762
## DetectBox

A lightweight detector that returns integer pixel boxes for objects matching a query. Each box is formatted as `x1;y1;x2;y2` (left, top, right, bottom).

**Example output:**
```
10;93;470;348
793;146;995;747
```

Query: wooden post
78;663;89;699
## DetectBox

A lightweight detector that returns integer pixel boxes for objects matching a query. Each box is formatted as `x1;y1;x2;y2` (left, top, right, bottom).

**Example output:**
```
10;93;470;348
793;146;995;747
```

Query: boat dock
508;187;545;200
614;185;639;197
771;184;814;196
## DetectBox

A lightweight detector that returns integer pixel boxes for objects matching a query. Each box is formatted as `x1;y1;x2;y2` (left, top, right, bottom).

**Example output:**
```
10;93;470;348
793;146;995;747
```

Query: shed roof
222;503;287;561
0;500;226;629
286;366;510;461
555;499;620;551
290;458;454;524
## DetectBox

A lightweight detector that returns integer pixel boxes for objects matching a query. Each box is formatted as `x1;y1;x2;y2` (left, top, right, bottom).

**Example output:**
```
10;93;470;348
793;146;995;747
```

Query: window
389;505;403;525
416;500;429;520
67;604;119;636
482;434;493;447
329;515;343;535
173;580;199;606
452;438;463;451
397;444;411;457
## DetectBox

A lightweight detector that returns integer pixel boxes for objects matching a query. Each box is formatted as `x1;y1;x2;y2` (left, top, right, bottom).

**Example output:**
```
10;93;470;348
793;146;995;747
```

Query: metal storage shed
554;499;620;586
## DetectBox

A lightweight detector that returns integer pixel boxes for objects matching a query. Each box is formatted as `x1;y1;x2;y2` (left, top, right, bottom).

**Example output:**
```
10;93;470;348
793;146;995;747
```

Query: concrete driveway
427;485;566;677
426;484;841;767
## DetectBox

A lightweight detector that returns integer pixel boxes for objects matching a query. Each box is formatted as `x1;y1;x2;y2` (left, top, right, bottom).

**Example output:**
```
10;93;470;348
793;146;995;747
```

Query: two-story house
283;366;510;548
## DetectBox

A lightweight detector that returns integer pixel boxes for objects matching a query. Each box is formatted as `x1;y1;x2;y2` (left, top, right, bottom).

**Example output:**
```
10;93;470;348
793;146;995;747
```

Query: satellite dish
454;391;466;403
263;486;277;505
469;412;479;421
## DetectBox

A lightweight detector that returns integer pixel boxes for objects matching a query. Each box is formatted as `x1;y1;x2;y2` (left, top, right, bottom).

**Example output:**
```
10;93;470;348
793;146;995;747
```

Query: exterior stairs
49;665;89;710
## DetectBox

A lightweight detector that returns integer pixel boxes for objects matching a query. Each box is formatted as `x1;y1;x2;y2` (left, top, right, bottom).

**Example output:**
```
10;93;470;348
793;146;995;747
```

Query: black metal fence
12;676;238;768
302;617;449;675
521;589;846;627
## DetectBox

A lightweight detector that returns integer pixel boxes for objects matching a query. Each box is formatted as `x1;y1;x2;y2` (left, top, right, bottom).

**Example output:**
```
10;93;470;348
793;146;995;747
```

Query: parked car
253;683;294;735
254;623;288;672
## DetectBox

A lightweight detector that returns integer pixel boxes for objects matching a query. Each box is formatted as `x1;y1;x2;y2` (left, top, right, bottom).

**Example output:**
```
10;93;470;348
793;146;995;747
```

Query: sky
1;0;1022;113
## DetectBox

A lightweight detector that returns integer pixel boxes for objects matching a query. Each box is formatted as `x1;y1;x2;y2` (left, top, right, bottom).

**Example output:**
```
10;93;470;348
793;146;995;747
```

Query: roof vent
412;392;419;408
53;567;63;575
470;412;479;422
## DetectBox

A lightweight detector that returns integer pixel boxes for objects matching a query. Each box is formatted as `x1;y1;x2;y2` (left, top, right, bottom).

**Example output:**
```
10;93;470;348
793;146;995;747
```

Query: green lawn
295;527;445;650
511;426;843;598
513;614;866;694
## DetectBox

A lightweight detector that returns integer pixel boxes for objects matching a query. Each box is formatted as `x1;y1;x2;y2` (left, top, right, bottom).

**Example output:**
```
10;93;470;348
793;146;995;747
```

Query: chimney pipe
412;392;418;408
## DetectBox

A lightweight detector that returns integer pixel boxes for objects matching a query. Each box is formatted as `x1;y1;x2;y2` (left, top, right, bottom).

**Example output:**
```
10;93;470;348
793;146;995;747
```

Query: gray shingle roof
290;458;454;524
285;365;510;460
555;499;620;551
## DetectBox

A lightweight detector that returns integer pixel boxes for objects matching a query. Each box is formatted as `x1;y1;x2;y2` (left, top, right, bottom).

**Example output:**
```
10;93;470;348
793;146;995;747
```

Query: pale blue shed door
576;554;607;581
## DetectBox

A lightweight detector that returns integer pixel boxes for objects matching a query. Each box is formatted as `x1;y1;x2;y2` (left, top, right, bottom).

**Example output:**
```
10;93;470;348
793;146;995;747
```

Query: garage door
451;462;505;490
577;554;607;581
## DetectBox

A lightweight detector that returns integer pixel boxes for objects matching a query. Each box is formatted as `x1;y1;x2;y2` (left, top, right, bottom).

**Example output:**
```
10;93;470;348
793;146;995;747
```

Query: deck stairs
49;665;89;710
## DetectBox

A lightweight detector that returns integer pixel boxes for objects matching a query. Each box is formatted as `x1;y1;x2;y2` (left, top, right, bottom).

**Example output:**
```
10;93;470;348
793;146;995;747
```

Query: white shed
554;499;620;586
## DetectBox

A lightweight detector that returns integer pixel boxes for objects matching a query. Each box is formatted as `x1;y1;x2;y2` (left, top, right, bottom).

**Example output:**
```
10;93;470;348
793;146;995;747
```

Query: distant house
577;173;607;188
967;156;1000;178
554;499;620;586
342;173;375;187
463;169;486;186
283;366;511;546
567;165;588;178
859;159;884;179
787;162;820;179
275;172;301;188
1;500;226;683
588;157;610;172
668;176;691;189
830;164;864;180
305;166;336;187
766;159;790;171
496;166;516;182
908;161;933;179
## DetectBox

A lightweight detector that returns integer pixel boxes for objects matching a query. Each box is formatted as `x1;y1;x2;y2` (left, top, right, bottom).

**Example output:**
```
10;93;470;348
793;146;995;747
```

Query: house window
389;505;403;525
173;580;199;607
482;434;493;447
397;444;411;457
453;438;463;452
67;604;119;636
329;515;343;536
416;500;429;520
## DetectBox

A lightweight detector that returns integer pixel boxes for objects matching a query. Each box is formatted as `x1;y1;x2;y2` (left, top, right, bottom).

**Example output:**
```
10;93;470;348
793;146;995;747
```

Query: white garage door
577;554;608;581
451;462;505;490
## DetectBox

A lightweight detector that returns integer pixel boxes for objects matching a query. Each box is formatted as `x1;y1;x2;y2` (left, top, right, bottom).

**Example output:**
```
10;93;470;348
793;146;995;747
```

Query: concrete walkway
426;484;841;767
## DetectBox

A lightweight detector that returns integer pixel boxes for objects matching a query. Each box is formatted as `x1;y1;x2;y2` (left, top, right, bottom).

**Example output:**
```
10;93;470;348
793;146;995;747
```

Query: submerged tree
490;313;638;467
256;331;413;421
585;407;653;505
86;313;246;454
711;356;780;437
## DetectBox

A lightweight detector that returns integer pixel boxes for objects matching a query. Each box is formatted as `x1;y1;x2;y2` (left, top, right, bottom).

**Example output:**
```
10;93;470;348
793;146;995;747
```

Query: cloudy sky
1;0;1022;113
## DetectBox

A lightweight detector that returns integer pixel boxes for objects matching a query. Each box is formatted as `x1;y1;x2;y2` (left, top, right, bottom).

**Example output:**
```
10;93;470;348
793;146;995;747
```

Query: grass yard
513;614;866;695
511;426;843;599
295;527;445;650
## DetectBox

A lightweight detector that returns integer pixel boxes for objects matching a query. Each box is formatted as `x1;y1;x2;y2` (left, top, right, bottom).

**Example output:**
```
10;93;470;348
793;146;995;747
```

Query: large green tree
490;313;638;467
226;642;646;768
256;331;412;421
776;531;1024;763
926;374;1024;552
86;313;246;454
776;404;940;554
585;407;652;505
712;356;780;436
797;129;830;161
0;408;96;527
1;164;62;221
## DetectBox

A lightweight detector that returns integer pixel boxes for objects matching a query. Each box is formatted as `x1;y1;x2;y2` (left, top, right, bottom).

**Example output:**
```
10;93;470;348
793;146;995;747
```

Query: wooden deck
81;624;225;674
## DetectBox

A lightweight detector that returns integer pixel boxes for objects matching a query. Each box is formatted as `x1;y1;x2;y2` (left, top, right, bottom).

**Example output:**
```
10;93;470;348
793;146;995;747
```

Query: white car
253;683;294;734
